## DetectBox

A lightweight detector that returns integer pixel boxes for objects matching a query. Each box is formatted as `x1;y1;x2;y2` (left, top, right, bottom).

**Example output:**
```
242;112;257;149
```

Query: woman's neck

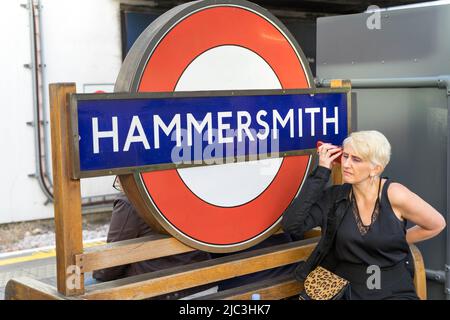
352;176;380;202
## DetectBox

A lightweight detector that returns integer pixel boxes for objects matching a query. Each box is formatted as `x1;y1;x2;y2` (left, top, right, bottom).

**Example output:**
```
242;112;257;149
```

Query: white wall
0;0;123;223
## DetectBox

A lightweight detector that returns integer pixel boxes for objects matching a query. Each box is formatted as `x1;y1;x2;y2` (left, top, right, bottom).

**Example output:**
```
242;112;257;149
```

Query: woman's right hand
317;143;342;170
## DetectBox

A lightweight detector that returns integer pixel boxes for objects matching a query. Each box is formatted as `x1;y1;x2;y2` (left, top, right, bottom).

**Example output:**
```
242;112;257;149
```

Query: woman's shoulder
385;181;412;206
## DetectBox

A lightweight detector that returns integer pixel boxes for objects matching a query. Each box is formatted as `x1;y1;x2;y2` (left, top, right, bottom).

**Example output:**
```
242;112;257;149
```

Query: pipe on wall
26;0;53;202
25;0;116;211
316;76;450;89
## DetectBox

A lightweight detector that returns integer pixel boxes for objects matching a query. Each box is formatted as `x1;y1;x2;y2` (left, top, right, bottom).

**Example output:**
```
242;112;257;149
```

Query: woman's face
341;143;377;184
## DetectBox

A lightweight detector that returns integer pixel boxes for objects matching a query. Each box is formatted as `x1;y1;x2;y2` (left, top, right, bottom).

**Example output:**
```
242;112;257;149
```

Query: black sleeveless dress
332;179;419;300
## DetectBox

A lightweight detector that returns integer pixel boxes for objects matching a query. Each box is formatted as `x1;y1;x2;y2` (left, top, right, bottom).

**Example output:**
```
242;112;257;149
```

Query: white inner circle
175;45;283;207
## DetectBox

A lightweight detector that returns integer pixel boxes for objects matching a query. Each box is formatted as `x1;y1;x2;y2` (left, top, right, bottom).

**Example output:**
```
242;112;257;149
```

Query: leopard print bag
299;266;350;300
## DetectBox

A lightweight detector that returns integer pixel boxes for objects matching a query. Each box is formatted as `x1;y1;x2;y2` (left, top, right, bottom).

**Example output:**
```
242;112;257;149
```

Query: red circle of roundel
138;6;312;245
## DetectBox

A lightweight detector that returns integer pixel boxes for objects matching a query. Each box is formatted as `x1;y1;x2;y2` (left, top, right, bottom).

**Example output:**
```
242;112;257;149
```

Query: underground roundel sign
115;0;315;252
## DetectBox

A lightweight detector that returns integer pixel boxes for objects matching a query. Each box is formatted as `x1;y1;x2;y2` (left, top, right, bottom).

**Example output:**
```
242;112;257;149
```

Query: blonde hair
343;130;391;169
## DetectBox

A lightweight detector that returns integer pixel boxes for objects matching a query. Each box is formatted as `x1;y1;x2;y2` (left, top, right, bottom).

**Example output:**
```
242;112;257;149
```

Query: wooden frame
4;81;427;300
49;83;84;296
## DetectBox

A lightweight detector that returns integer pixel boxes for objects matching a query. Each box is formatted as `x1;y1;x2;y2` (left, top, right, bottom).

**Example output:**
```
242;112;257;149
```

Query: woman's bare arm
389;183;446;244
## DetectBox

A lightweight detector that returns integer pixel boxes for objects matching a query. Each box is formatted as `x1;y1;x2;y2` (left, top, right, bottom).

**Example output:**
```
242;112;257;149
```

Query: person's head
341;130;391;184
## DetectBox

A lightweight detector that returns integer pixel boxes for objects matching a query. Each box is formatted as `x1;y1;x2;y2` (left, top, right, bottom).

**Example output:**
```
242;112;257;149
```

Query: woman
282;130;446;299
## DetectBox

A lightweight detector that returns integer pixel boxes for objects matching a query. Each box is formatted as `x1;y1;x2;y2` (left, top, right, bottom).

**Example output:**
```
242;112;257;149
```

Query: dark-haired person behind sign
282;130;446;300
92;179;215;299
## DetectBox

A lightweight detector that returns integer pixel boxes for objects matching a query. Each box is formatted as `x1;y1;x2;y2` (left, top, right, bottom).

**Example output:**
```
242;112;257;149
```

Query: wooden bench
4;82;427;300
4;229;426;300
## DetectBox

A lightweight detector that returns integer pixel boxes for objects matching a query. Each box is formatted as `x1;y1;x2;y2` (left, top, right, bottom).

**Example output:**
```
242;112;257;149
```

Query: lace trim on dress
351;178;382;236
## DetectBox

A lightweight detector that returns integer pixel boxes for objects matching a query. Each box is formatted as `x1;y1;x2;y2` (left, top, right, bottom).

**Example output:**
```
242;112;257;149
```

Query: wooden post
330;79;352;185
49;83;84;296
